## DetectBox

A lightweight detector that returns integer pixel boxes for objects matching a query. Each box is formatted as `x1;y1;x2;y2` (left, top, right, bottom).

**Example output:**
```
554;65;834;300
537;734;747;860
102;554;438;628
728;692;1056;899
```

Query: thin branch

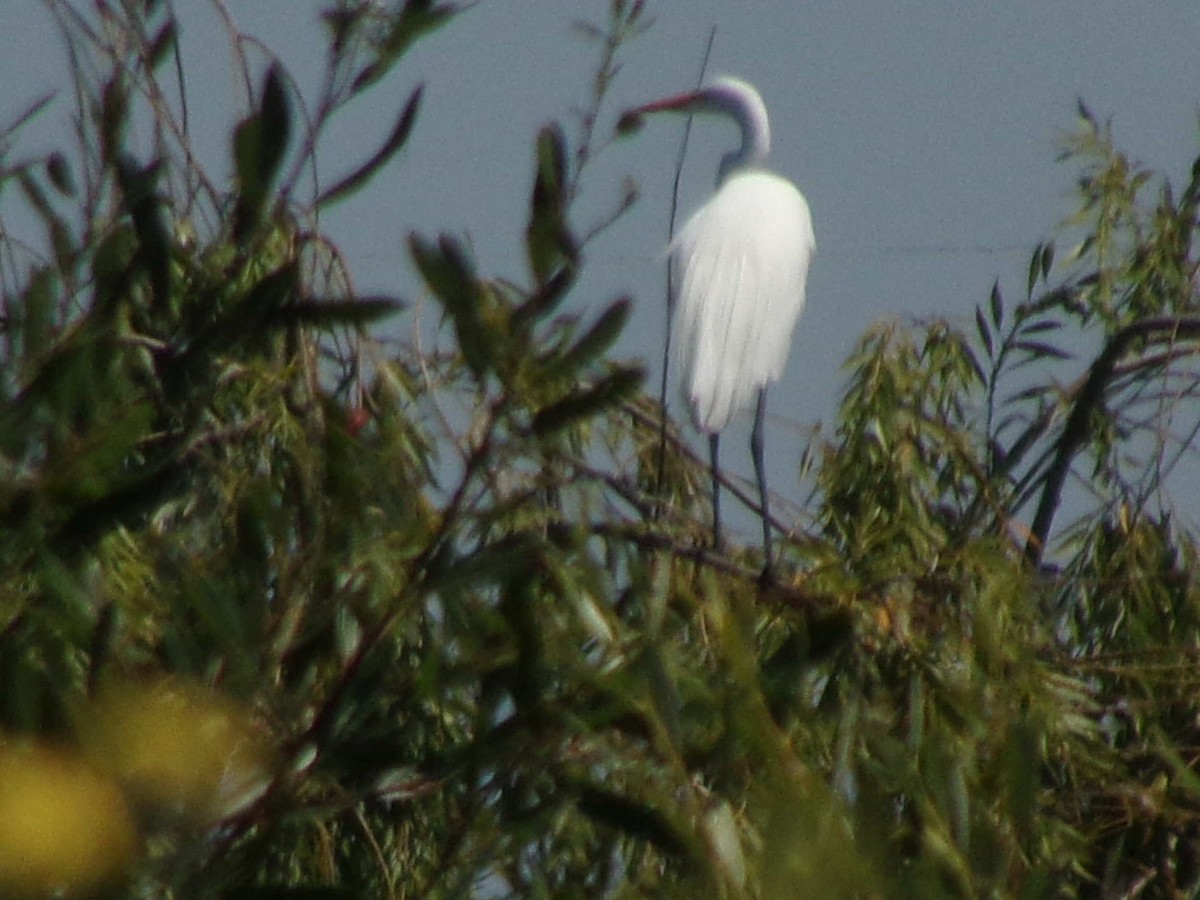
583;520;835;609
626;398;815;551
655;27;715;516
1025;314;1200;563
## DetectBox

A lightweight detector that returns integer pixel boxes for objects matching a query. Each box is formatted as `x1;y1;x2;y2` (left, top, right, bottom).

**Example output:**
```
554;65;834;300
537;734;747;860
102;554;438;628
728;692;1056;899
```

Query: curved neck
714;92;770;183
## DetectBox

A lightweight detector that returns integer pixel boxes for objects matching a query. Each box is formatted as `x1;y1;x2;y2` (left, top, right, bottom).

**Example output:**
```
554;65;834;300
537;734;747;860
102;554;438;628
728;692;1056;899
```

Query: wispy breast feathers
670;169;815;432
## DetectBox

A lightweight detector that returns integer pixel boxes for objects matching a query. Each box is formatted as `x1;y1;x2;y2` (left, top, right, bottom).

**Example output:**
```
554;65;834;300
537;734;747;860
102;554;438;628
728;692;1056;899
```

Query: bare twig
626;398;815;552
1025;314;1200;563
655;27;716;516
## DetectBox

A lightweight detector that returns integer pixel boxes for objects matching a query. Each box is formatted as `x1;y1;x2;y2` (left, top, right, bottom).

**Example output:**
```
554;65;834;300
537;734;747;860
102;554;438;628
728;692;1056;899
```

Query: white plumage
626;75;814;568
671;168;814;432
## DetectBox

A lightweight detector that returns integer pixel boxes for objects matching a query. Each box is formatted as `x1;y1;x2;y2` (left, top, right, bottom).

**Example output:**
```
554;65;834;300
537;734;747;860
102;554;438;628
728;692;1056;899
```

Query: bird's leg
751;388;774;578
709;432;724;552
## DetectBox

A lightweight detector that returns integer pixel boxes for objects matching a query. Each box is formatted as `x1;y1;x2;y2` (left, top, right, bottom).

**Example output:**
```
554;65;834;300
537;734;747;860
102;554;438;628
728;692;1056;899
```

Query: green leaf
1040;239;1055;279
1002;716;1040;838
321;7;358;58
430;534;537;595
1026;243;1043;296
1076;95;1095;127
1018;317;1063;336
961;342;988;386
184;263;298;364
258;64;291;184
351;1;459;95
241;262;300;318
1005;383;1054;404
544;297;631;378
408;233;473;309
263;296;405;329
574;783;688;857
974;306;993;358
526;124;577;284
408;233;491;378
51;460;185;554
232;117;265;243
531;365;644;436
989;279;1004;328
18;170;75;275
1029;284;1079;316
317;86;423;208
90;225;137;316
45;152;75;196
115;155;171;308
147;20;177;70
232;64;291;243
25;268;57;352
100;77;128;164
511;266;574;333
1012;339;1073;361
232;116;260;192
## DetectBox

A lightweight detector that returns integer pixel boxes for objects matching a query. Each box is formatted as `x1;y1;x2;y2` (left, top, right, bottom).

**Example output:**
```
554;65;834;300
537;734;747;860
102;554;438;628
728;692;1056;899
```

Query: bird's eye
615;112;644;136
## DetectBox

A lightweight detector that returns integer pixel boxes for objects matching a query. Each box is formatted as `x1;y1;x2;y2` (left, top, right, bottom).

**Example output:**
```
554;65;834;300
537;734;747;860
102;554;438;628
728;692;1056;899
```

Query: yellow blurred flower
0;743;136;895
87;679;273;823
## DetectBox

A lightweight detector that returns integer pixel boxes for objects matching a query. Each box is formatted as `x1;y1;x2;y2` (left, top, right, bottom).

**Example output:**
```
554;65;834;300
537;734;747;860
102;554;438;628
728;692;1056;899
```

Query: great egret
626;76;815;570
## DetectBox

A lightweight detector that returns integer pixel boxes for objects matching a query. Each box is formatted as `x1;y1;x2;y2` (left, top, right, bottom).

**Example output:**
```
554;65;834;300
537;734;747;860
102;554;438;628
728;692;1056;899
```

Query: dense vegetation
3;2;1200;897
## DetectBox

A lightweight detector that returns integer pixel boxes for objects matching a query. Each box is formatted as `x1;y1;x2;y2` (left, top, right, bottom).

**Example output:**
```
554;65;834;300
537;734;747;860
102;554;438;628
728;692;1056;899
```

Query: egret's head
623;76;765;121
620;75;771;177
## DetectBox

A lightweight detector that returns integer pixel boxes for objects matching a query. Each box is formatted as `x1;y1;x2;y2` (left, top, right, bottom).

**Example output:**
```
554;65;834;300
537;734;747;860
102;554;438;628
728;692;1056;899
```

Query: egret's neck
716;97;770;183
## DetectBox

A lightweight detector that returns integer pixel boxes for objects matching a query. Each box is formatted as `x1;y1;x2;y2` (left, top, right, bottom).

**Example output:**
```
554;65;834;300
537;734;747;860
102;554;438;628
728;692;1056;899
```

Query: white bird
626;76;815;570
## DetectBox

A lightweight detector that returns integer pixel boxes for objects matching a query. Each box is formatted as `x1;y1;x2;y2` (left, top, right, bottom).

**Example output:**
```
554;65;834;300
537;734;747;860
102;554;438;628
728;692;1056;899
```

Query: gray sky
4;1;1199;537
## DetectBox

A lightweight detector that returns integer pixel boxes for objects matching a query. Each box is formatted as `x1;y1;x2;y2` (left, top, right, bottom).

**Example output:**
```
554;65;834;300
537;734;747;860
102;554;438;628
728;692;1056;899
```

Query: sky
3;1;1199;539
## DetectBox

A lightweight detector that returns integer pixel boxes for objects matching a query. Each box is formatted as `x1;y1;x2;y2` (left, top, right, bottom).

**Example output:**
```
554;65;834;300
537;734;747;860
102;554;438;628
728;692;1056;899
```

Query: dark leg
654;301;673;522
709;432;723;551
751;388;774;576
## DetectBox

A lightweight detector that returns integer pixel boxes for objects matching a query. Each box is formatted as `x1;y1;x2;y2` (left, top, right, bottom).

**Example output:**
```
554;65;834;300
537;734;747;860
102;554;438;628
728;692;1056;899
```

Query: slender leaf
544;297;631;378
974;306;993;358
1027;243;1044;296
147;21;177;70
1018;317;1063;336
258;64;291;185
1012;339;1073;361
232;65;291;243
511;266;574;333
531;366;644;436
961;343;988;386
409;233;491;378
262;296;405;329
45;153;75;196
1040;239;1055;279
1005;383;1055;404
526;124;576;284
118;156;171;309
185;263;298;362
1077;95;1095;125
574;784;688;857
350;1;459;95
99;78;128;165
317;86;423;208
18;170;74;275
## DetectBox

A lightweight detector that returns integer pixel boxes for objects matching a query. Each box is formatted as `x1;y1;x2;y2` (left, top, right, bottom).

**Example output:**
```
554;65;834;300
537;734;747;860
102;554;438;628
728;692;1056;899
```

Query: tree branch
1025;314;1200;564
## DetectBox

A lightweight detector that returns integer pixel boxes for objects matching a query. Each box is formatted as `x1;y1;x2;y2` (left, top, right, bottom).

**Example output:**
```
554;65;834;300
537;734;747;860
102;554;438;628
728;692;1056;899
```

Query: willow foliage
2;2;1200;898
